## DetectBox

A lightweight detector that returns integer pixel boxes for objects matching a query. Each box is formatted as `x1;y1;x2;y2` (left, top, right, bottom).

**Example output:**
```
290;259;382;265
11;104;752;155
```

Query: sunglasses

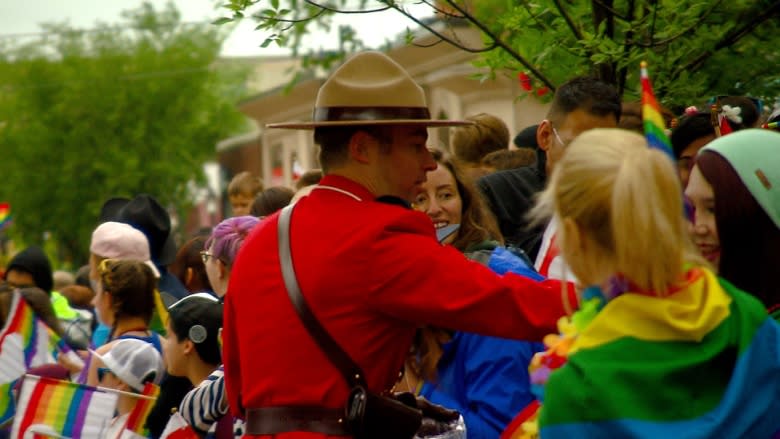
97;367;114;382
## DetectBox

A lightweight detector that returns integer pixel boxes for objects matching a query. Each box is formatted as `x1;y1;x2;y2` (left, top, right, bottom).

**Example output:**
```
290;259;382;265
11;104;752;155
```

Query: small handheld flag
640;61;674;159
11;375;118;439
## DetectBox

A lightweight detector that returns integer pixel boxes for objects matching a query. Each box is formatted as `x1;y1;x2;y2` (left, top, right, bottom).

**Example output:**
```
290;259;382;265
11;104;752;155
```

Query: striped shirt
179;365;244;438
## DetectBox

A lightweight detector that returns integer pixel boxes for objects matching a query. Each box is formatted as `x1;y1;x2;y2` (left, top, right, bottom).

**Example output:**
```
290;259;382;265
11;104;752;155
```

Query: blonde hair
533;128;705;295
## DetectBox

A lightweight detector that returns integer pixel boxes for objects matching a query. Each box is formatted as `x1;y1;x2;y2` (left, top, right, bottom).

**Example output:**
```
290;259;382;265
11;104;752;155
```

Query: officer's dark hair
547;77;621;125
670;112;715;159
314;126;394;172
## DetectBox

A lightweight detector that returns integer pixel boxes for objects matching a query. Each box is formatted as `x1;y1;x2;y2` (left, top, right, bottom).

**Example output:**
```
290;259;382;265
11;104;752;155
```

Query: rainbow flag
640;61;674;159
0;202;11;231
11;375;118;438
0;293;63;425
122;382;160;437
537;268;780;438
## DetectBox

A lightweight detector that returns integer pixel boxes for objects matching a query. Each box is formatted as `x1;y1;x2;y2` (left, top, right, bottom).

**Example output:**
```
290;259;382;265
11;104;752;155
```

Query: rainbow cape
640;61;674;159
538;268;780;438
11;375;117;438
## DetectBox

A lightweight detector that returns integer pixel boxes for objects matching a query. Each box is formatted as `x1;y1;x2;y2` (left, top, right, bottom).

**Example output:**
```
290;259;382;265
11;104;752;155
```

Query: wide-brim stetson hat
268;51;472;129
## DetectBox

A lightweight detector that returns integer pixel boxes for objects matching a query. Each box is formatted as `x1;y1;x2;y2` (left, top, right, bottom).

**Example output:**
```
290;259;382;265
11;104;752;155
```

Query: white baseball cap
91;338;163;392
90;222;160;278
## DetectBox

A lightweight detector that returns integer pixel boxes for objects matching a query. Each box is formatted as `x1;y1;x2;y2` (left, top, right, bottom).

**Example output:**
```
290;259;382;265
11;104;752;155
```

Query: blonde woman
521;129;780;438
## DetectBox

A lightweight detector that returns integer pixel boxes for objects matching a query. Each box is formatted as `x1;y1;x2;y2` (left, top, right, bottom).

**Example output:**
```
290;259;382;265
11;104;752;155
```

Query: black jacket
477;153;547;260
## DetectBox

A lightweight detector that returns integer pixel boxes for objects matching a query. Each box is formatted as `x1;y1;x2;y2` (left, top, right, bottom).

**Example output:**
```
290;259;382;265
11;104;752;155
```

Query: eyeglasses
97;367;114;382
199;251;220;264
551;126;571;148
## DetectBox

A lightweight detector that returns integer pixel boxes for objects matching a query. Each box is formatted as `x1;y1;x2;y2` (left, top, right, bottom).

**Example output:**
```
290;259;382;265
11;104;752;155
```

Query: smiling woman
413;149;501;251
688;129;780;316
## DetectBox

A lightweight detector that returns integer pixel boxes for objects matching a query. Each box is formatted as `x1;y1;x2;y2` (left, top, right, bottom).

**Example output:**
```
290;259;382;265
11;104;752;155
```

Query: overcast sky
0;0;433;57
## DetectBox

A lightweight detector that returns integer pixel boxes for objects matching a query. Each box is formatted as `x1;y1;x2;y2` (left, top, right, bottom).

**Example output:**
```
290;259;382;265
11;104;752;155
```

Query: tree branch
617;0;636;96
441;0;556;90
591;0;630;21
631;0;723;48
418;0;466;19
411;38;447;48
672;0;780;78
302;0;390;14
388;5;498;53
253;6;327;24
519;4;581;58
551;0;585;41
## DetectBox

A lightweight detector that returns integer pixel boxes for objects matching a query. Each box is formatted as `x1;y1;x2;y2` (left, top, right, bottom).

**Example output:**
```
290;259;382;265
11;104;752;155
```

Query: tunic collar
313;175;375;202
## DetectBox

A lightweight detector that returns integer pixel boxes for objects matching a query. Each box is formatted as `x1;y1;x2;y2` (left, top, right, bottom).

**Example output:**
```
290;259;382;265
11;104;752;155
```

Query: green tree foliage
0;2;248;264
218;0;780;109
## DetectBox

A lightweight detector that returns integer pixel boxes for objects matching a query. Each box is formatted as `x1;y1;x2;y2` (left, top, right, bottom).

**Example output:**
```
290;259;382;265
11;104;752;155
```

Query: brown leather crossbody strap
277;204;368;389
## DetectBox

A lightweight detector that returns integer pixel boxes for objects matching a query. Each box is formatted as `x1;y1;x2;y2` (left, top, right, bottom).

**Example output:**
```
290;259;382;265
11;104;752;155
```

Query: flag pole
21;374;158;401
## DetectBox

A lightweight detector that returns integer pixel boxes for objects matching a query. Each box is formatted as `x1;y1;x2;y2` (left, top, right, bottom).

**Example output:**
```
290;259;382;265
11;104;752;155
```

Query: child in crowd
84;259;161;386
93;338;164;438
227;172;263;217
517;128;780;438
163;294;225;437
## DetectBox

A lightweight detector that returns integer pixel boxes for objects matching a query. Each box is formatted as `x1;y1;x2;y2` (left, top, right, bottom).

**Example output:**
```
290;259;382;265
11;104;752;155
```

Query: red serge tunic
223;175;575;438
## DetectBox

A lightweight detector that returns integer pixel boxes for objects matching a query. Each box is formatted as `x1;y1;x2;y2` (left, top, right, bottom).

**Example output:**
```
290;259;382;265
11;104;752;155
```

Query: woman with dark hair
414;149;502;251
406;149;544;438
176;215;258;437
686;129;780;318
169;235;213;294
250;186;295;218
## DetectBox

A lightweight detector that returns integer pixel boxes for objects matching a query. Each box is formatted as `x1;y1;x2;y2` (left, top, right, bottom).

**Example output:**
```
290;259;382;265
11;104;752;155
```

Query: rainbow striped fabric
11;375;117;438
0;202;10;230
0;293;62;425
640;61;674;158
123;382;160;436
538;268;780;438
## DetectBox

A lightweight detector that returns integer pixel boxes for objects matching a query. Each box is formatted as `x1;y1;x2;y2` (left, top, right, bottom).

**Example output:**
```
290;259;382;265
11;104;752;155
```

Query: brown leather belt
244;406;350;435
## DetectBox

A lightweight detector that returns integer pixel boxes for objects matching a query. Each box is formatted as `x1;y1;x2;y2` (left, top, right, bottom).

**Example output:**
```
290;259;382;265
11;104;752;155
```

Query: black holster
346;386;422;439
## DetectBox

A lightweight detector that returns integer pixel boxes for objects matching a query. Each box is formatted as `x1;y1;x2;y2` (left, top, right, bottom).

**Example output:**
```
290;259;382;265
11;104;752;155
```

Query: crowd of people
1;49;779;439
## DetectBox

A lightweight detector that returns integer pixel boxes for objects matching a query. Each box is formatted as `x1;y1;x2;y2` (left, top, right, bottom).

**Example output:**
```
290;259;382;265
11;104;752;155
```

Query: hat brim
99;197;130;223
267;119;474;130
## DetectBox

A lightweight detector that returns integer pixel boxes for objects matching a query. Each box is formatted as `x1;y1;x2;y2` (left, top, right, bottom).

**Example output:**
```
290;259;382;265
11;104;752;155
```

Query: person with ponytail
86;259;161;387
512;129;780;438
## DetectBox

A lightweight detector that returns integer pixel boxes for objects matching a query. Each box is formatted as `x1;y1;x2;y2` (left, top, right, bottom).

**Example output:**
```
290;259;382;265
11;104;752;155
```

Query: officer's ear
348;131;375;165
